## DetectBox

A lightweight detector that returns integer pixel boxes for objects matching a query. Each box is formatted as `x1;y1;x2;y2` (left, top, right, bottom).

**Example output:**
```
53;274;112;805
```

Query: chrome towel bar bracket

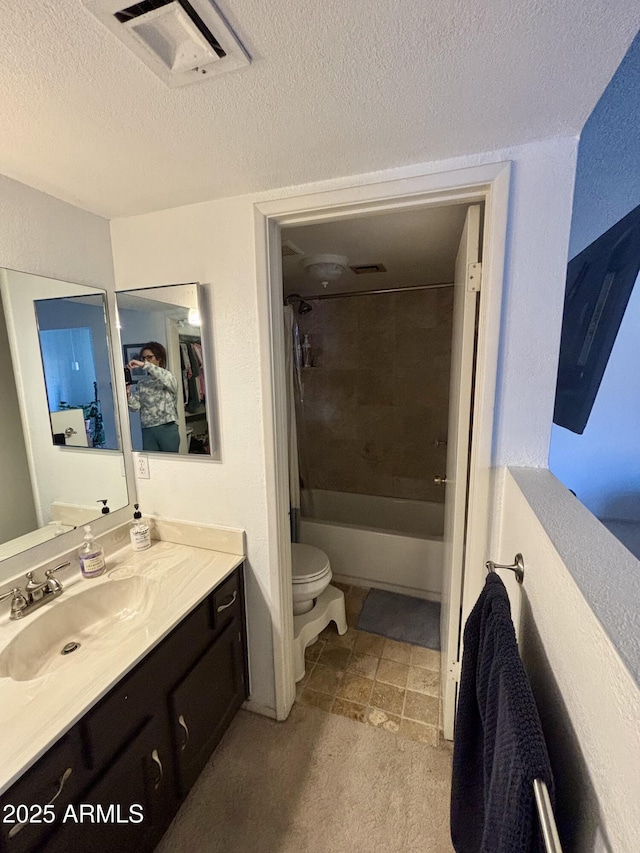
486;553;525;584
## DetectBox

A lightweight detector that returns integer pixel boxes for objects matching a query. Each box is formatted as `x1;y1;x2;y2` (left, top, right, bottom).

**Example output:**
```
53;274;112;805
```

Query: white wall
549;33;640;519
498;468;640;853
0;174;114;289
0;174;131;581
110;136;579;716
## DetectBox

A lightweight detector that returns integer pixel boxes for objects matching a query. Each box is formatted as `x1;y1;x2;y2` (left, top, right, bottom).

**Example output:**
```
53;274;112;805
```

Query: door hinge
447;660;461;682
467;261;482;292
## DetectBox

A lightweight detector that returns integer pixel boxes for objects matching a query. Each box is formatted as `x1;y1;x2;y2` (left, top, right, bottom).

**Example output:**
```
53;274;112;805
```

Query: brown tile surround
295;584;445;748
296;288;454;502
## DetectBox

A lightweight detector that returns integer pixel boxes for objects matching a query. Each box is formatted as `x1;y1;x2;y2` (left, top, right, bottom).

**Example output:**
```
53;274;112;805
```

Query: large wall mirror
0;269;129;561
116;283;217;457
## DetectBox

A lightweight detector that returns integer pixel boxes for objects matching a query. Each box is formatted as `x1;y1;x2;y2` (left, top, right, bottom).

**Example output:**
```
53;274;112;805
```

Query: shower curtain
284;305;302;541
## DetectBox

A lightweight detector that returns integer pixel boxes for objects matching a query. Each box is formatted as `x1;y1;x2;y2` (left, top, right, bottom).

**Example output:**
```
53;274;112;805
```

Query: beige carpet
155;704;455;853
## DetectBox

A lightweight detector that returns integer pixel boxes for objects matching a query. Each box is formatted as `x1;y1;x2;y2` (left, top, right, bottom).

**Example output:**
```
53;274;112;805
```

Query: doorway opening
281;202;477;743
256;163;509;738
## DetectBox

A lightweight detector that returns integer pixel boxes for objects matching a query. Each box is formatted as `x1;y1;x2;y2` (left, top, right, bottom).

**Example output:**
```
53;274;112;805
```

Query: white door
440;204;481;740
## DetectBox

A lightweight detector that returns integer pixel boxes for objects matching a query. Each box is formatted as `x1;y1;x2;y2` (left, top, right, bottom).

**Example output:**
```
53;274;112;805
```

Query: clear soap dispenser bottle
78;525;106;578
130;504;151;551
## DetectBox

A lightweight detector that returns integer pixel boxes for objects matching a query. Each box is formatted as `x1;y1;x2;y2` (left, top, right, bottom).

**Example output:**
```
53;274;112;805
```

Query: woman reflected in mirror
126;342;180;453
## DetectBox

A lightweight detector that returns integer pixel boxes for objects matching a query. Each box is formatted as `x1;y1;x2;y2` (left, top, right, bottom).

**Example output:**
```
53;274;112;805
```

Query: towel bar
534;779;563;852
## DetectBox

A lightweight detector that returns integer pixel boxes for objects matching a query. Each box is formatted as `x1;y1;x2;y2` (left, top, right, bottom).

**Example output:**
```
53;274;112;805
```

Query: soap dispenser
130;504;151;551
78;525;106;578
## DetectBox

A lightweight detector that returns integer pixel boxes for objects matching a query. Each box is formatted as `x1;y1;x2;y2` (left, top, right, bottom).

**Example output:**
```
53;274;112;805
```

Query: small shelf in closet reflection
185;406;207;421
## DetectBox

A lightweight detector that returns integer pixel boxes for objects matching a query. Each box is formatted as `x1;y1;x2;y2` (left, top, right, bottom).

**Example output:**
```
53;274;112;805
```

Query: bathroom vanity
0;537;247;853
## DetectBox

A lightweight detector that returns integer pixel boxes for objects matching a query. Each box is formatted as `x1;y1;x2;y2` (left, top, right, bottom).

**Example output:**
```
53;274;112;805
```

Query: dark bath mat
357;589;441;650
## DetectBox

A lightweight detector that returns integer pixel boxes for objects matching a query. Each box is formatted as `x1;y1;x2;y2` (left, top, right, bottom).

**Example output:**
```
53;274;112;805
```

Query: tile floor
296;583;444;746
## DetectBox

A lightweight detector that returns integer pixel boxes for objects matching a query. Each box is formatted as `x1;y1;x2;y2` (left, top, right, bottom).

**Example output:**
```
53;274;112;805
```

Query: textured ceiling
0;1;638;218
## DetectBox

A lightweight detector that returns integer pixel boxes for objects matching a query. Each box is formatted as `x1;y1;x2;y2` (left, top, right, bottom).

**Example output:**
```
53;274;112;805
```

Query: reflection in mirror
34;295;119;450
116;283;215;456
0;269;129;561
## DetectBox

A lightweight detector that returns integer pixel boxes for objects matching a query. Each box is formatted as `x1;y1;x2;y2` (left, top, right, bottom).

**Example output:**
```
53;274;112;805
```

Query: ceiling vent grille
83;0;250;87
281;240;304;258
349;263;387;275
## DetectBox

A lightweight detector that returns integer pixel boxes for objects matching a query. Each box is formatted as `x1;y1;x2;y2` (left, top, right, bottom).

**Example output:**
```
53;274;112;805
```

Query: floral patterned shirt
127;363;178;428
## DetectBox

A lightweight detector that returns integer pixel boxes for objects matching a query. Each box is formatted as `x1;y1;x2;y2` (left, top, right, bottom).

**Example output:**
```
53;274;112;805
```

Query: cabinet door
0;733;86;853
170;617;246;797
44;720;170;853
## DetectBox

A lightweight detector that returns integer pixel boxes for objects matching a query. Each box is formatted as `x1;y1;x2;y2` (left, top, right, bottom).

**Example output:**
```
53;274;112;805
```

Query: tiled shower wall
295;287;453;503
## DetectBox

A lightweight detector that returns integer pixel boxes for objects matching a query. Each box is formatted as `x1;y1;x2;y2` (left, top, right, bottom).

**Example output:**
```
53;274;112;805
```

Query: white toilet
291;543;348;682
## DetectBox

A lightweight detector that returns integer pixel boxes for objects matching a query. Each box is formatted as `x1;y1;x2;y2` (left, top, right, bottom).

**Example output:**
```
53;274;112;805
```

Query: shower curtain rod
299;281;453;303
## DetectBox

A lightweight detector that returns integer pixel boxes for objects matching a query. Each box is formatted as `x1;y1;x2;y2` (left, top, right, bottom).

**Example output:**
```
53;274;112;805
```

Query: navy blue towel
450;573;555;853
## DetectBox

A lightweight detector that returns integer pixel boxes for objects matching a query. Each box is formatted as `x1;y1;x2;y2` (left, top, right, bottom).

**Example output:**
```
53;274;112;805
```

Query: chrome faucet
0;562;70;620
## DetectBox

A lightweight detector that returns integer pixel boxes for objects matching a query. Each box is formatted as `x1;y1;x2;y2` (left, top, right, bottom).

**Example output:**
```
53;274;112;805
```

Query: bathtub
299;490;444;601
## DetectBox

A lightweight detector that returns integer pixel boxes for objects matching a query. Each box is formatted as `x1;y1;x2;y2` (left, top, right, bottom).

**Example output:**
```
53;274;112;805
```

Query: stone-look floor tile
337;674;374;704
399;719;439;746
376;658;410;688
410;646;441;671
317;646;351;672
407;666;440;697
304;640;325;662
296;667;313;694
299;689;335;712
403;690;439;726
348;585;370;600
353;631;385;657
347;652;379;679
332;698;367;723
382;638;412;664
346;599;363;621
370;682;406;716
324;627;357;651
307;664;344;696
367;707;401;733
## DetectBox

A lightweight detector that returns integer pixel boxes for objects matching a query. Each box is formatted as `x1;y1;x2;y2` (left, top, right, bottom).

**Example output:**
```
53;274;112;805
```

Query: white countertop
0;539;244;796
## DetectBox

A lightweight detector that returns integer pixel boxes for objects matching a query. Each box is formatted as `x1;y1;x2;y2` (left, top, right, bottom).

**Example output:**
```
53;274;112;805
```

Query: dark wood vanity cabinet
0;565;247;853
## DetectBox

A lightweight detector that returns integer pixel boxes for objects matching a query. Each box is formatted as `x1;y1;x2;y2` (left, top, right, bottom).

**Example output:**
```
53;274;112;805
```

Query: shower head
284;293;313;314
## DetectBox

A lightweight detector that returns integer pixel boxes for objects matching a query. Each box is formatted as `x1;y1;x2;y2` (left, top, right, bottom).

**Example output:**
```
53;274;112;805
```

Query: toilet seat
291;543;330;583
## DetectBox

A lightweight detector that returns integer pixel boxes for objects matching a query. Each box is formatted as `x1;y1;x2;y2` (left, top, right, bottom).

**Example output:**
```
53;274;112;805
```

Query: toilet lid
291;543;330;582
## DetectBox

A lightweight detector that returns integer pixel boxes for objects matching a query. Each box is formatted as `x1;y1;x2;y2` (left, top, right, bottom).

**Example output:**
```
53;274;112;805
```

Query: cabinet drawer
0;733;86;853
210;570;241;631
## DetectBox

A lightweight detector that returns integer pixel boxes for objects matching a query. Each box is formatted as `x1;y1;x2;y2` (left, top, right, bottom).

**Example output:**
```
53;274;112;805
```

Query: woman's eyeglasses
141;354;156;361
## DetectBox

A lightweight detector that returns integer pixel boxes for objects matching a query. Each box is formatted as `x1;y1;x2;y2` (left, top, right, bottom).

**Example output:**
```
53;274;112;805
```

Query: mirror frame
0;276;138;584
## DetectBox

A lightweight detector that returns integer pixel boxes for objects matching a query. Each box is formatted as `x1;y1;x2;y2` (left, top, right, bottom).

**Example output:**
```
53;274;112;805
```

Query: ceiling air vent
83;0;250;87
281;240;304;258
349;263;387;275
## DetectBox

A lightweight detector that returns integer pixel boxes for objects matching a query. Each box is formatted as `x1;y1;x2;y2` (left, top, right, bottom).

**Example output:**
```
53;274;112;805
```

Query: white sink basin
0;576;157;682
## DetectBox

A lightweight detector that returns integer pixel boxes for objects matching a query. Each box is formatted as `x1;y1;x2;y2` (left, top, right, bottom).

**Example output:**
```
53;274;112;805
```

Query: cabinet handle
178;714;189;751
217;591;237;612
8;767;72;839
151;749;163;790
